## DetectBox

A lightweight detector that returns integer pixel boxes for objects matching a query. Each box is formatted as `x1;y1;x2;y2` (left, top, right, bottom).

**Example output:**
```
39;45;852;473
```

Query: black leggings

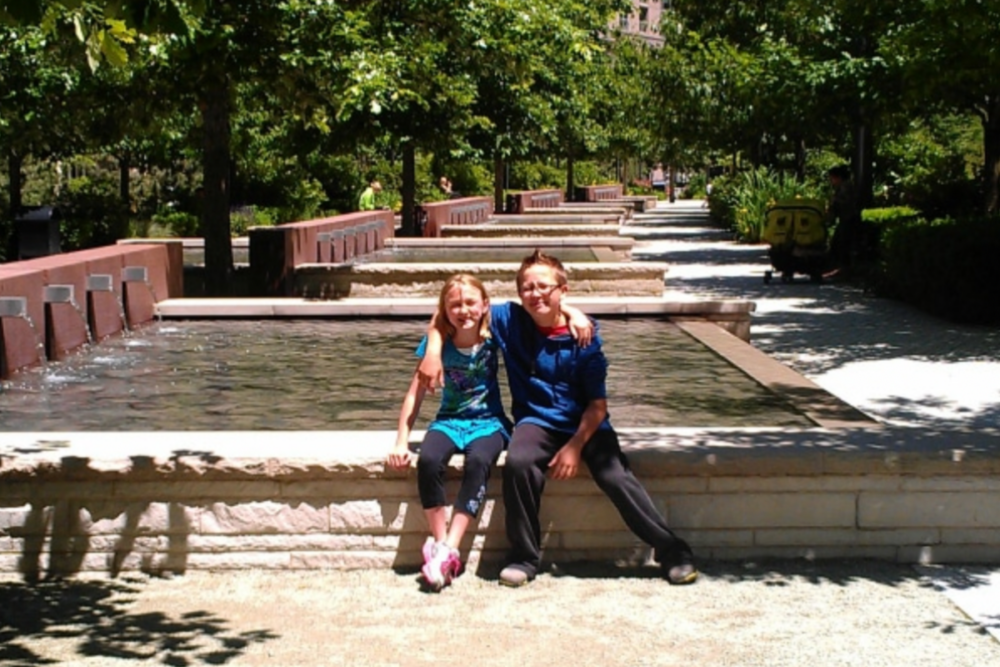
417;429;505;518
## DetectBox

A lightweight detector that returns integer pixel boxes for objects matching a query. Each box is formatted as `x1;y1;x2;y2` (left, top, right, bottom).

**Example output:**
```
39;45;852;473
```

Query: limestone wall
1;428;998;579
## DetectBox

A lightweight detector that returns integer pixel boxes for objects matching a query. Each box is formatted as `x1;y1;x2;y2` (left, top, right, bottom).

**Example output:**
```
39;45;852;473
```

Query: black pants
417;429;505;518
502;423;692;576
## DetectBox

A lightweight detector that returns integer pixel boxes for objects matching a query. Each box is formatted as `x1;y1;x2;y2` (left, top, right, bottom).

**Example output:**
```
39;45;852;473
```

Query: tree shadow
0;576;278;666
546;557;998;636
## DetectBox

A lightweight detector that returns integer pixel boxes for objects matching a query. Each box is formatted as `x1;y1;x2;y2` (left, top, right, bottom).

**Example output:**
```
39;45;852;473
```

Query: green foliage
149;209;198;237
509;161;565;191
572;161;610;187
876;115;984;217
862;207;920;225
686;172;709;198
879;215;1000;324
708;167;824;242
57;175;128;250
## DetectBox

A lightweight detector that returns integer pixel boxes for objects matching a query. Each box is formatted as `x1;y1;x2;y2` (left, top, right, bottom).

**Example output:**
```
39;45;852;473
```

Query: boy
418;250;697;587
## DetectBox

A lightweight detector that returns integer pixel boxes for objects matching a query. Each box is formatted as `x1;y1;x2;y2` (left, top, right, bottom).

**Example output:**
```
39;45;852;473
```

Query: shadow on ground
0;576;277;666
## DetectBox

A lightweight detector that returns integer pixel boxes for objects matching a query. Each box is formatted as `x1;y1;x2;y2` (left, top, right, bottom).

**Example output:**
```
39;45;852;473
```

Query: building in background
617;1;668;47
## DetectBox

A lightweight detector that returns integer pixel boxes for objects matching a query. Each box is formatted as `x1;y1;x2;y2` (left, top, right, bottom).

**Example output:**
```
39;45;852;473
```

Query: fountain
86;273;130;336
42;284;94;360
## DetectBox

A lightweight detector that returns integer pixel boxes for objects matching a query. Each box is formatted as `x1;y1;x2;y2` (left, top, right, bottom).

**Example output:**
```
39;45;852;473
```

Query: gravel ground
2;561;999;666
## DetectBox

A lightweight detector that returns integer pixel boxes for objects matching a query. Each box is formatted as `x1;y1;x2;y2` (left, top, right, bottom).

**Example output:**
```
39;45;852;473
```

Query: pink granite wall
247;211;395;296
418;197;494;237
0;243;181;378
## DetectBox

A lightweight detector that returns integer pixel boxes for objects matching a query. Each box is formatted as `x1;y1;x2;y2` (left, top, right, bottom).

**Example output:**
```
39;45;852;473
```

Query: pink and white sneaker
421;540;461;591
421;536;437;566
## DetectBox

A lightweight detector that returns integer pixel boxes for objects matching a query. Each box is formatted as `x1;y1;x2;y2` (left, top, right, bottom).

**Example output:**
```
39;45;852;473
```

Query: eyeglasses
519;282;562;296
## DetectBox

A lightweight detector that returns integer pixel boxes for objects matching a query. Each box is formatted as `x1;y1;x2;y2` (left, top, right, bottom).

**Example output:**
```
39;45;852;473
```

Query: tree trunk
566;153;575;202
853;118;874;210
794;136;807;183
200;70;234;296
401;141;416;236
7;151;23;219
493;153;504;213
983;95;1000;215
118;152;132;239
4;151;23;261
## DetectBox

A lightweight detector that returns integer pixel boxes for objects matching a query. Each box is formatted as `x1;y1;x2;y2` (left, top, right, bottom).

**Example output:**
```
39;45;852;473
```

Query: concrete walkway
2;199;998;666
630;199;1000;647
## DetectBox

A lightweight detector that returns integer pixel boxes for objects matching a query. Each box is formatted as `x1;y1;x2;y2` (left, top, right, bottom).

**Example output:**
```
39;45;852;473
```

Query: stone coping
119;237;250;249
522;206;631;218
151;296;750;318
2;426;996;483
385;236;633;249
488;214;623;225
441;224;622;238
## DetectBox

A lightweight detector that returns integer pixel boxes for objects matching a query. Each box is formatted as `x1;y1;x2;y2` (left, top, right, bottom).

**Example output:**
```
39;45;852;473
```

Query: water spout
0;296;48;376
123;265;160;319
87;273;130;335
0;296;27;319
43;284;94;348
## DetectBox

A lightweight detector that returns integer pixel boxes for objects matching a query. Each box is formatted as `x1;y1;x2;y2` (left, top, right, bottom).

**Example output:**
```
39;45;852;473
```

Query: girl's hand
387;445;413;469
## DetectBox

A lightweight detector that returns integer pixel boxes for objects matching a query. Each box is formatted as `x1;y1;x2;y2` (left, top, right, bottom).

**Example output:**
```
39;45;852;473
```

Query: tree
891;0;1000;214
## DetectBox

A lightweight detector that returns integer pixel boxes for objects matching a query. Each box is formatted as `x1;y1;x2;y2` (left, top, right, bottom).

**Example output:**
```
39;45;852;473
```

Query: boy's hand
416;356;444;392
386;444;413;469
548;444;582;480
565;309;593;347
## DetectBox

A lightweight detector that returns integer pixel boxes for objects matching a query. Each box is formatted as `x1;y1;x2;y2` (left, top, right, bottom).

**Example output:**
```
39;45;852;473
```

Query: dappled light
0;577;277;666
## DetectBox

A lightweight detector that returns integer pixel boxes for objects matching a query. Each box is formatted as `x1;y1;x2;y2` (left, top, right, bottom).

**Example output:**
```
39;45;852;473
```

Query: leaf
102;30;129;67
73;13;85;42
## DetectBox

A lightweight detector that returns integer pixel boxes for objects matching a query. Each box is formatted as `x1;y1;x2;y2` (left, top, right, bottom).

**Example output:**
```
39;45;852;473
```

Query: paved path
629;200;1000;433
628;199;1000;645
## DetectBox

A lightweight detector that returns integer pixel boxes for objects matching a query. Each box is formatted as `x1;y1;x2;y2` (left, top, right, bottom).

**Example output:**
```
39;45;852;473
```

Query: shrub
708;167;824;242
149;210;199;237
879;215;1000;324
57;176;129;250
509;161;565;191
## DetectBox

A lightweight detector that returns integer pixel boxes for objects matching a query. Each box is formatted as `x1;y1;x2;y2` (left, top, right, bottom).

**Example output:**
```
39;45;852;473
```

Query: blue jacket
490;302;611;434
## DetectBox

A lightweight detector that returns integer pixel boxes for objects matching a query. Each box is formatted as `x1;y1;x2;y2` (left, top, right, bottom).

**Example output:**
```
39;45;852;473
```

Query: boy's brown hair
516;249;567;291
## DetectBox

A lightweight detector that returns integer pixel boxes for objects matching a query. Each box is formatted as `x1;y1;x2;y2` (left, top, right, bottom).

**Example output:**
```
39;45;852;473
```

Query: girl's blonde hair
436;274;491;340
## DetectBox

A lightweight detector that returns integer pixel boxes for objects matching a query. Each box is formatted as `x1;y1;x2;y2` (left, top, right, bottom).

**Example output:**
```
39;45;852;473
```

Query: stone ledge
2;427;998;483
3;427;999;574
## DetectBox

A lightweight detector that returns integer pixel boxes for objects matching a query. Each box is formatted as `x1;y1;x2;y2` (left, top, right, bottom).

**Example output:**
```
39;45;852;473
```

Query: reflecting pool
0;319;813;431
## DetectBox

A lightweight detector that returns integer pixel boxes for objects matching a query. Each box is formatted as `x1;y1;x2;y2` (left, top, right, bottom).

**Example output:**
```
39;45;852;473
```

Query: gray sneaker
499;565;532;588
666;562;698;585
664;553;699;585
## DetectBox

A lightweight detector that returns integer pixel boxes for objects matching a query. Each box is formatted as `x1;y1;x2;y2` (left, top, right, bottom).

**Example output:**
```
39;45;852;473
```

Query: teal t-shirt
415;336;510;449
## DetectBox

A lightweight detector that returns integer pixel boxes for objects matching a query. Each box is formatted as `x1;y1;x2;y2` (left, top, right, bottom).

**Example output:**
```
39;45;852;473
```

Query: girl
387;274;511;591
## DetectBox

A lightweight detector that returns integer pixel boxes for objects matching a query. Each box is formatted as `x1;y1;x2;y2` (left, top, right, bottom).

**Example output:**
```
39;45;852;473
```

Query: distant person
651;164;666;192
418;250;697;589
438;176;462;200
387;274;511;591
824;165;862;276
358;180;382;211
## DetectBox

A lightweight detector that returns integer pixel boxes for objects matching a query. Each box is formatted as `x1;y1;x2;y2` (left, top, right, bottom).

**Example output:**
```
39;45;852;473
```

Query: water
0;319;812;431
356;247;599;264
